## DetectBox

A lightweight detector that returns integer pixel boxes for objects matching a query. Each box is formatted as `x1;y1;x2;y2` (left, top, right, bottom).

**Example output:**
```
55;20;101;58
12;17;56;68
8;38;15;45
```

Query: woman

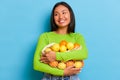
33;1;88;80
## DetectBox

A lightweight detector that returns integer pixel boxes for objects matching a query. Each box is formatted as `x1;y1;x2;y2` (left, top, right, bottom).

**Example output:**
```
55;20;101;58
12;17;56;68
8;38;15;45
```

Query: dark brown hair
50;1;75;33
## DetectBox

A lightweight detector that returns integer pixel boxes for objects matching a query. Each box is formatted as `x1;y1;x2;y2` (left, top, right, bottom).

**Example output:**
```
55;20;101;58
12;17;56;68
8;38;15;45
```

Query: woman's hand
64;66;82;76
40;51;56;64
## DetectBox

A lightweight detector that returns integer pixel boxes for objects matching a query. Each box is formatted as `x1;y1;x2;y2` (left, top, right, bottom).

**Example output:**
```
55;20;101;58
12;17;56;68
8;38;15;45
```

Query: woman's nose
59;14;63;19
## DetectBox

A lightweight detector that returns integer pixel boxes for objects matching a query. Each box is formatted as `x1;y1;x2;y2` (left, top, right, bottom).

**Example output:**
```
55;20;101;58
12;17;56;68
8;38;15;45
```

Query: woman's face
54;5;70;28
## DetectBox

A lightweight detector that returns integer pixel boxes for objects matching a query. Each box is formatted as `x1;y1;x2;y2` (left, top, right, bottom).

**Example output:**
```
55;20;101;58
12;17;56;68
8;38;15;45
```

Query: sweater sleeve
33;33;64;76
56;33;88;61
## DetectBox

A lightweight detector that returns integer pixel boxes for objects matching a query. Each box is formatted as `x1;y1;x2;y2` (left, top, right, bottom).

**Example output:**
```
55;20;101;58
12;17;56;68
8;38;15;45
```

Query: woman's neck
54;28;68;35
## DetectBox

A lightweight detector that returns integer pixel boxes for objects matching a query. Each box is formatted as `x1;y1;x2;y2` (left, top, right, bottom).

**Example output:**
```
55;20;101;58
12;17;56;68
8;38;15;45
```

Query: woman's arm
41;33;88;62
56;33;88;61
34;55;64;76
33;33;64;76
34;33;82;76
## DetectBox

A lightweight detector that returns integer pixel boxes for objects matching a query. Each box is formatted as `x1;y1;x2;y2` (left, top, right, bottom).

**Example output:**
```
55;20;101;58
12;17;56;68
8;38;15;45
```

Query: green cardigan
33;32;88;76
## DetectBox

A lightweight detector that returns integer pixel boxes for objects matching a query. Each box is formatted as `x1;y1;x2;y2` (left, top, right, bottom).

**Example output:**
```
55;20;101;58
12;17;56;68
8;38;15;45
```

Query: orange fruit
58;62;66;69
60;40;67;46
66;42;74;50
44;47;52;53
51;43;60;52
59;45;67;52
66;60;74;67
49;61;58;67
74;43;80;49
74;60;84;68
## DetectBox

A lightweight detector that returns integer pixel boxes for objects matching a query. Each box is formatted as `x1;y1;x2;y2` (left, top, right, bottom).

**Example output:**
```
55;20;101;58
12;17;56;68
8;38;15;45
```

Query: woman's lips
59;20;65;24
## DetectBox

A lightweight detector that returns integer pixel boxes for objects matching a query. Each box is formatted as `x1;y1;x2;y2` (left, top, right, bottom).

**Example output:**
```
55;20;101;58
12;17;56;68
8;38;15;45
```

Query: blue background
0;0;120;80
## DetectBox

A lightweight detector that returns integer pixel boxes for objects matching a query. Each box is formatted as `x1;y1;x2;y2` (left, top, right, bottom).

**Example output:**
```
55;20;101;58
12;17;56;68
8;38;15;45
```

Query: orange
66;42;74;50
74;60;84;68
49;61;59;67
66;60;74;67
59;45;67;52
51;43;60;52
74;43;80;49
58;62;66;69
60;40;67;46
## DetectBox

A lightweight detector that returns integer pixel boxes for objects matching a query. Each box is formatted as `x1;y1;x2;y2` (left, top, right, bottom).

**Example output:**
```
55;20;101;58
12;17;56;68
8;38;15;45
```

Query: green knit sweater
33;32;88;76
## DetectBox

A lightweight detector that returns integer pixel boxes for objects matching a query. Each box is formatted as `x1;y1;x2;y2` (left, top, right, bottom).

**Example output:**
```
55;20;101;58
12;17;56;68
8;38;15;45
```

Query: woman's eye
62;12;65;14
54;13;58;16
62;12;66;14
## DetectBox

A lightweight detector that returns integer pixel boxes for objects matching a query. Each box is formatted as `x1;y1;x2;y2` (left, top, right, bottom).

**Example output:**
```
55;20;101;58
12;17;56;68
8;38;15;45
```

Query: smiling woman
54;5;71;29
0;0;120;80
33;1;88;80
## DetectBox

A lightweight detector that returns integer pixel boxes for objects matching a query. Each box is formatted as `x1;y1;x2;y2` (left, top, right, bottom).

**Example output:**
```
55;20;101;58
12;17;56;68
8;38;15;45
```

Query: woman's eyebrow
61;9;68;12
55;9;68;12
54;11;59;14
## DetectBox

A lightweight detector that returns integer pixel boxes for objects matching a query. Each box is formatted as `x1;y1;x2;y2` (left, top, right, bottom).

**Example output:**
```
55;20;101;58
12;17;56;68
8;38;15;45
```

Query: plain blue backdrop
0;0;120;80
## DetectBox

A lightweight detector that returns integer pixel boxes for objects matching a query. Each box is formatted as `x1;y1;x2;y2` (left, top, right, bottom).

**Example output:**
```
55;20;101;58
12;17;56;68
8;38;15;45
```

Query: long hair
50;1;75;33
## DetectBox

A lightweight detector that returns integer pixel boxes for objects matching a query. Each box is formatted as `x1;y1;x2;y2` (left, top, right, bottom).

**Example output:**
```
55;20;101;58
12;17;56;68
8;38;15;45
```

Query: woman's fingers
45;51;56;62
42;53;47;57
71;67;80;71
64;66;82;76
42;61;49;64
41;51;56;62
67;66;81;71
40;60;49;64
40;56;50;63
40;56;47;61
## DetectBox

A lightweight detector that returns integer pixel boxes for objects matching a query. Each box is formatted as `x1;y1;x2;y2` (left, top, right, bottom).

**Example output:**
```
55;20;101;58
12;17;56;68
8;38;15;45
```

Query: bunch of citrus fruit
42;40;84;69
